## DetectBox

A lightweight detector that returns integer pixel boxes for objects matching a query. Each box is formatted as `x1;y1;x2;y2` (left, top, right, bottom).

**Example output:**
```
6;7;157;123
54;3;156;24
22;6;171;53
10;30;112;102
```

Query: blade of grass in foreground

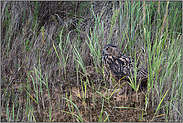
151;87;170;121
62;96;83;122
98;99;110;122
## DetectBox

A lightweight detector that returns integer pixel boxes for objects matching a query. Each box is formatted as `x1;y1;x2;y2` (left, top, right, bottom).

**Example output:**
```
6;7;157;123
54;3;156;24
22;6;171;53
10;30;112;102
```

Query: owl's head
102;44;121;59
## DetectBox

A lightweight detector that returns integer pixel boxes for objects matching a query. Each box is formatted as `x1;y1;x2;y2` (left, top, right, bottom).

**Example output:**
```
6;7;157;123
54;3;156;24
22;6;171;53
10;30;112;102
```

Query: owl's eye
106;48;109;51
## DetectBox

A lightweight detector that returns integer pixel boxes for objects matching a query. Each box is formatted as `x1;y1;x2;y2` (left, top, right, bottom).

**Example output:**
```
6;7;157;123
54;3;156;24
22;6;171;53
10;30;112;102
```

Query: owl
101;44;148;87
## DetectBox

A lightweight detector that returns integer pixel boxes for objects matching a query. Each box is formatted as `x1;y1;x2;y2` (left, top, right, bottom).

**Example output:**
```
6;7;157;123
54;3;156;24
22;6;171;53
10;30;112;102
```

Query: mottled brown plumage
101;44;148;85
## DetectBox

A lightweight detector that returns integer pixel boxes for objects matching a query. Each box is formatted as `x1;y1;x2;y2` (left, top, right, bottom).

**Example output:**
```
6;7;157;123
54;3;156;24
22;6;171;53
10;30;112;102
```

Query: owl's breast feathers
102;54;147;80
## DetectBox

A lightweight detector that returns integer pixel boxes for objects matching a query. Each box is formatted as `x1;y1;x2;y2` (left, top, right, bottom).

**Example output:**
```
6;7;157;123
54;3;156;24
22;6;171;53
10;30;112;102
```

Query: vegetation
1;1;182;122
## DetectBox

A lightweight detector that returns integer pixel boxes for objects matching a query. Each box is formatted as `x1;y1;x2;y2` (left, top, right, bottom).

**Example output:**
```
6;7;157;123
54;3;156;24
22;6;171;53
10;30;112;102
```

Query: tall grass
1;1;182;122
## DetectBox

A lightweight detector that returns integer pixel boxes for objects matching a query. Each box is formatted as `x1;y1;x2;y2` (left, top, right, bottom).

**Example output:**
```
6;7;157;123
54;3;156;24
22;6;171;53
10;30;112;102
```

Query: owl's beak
101;50;105;62
102;49;108;55
102;50;104;55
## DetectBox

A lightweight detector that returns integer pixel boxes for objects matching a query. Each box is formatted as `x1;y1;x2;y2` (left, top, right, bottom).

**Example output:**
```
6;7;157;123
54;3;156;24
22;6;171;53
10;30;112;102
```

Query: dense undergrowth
1;1;182;122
